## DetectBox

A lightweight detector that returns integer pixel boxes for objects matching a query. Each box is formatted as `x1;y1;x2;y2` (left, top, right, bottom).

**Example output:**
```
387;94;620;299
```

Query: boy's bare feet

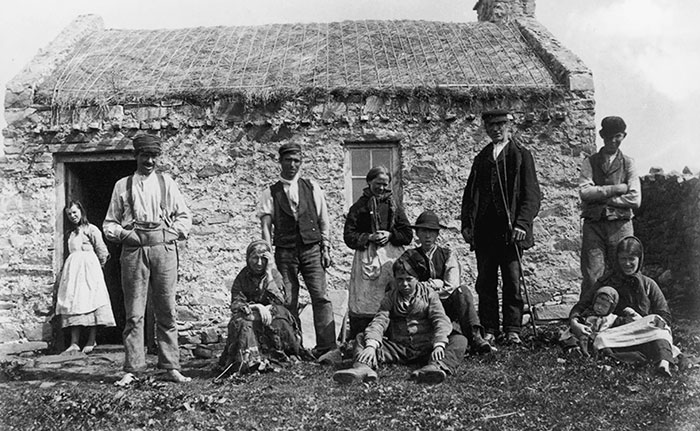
164;369;192;383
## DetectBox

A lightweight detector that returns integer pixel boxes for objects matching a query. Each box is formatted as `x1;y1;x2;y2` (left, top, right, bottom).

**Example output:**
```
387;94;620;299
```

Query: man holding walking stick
460;109;541;347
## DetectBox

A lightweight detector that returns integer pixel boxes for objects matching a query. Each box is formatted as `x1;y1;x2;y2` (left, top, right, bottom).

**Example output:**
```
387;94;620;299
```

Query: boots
332;362;378;384
410;364;446;384
470;327;495;354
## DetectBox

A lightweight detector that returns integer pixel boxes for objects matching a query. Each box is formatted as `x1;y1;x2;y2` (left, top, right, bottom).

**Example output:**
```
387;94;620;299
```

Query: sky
1;0;698;173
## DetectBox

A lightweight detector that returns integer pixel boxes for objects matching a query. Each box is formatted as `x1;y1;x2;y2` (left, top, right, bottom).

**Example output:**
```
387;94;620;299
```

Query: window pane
372;149;392;170
352;178;366;203
351;150;370;176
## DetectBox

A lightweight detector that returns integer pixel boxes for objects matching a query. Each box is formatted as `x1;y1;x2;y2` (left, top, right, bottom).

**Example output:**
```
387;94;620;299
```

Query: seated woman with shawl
218;240;303;375
569;236;678;377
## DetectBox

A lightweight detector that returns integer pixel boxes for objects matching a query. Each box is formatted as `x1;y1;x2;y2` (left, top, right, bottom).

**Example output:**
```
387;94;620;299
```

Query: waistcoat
271;178;323;247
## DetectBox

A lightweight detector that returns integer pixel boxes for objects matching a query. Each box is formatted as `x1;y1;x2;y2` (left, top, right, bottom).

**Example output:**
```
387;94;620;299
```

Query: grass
1;323;699;431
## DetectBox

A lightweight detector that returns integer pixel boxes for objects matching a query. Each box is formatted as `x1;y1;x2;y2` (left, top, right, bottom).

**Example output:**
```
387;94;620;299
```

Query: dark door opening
63;158;135;345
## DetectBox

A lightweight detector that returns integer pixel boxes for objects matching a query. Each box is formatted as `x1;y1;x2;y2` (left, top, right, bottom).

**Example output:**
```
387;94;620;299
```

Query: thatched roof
36;20;561;106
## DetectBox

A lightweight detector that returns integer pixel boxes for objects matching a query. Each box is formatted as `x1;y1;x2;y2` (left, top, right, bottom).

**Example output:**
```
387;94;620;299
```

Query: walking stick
494;145;538;338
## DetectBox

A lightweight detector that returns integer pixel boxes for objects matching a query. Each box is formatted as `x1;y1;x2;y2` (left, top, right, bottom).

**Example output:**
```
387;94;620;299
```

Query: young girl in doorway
56;201;116;353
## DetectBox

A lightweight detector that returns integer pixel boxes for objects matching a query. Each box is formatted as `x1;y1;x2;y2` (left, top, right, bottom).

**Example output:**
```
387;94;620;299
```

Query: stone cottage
1;0;596;351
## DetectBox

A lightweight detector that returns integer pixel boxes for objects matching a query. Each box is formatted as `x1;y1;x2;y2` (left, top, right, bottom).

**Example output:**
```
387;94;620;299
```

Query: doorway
55;153;135;345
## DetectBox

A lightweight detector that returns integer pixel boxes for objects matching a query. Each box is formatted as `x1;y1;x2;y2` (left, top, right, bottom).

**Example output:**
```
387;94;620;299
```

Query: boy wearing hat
400;210;492;354
257;141;337;356
332;256;468;384
460;109;541;346
104;134;192;385
579;116;640;297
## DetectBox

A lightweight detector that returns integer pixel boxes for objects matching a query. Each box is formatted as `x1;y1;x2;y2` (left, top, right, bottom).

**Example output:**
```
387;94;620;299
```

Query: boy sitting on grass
333;256;467;384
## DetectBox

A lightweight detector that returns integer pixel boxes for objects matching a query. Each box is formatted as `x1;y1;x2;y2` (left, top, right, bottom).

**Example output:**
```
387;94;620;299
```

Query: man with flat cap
579;116;640;297
104;134;192;385
257;141;337;356
460;109;541;346
400;210;493;354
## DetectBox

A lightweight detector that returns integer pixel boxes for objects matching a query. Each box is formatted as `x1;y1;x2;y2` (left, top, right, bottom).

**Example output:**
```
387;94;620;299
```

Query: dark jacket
343;189;413;250
460;137;541;250
364;283;452;349
230;267;286;312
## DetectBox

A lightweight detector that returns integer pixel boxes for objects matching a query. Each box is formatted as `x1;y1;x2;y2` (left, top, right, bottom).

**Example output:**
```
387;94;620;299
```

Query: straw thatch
36;20;560;106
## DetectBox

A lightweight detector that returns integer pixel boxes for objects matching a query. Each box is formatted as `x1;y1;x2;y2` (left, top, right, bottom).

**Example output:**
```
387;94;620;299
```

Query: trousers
353;332;467;374
580;219;634;297
275;242;336;352
120;228;180;372
474;236;523;335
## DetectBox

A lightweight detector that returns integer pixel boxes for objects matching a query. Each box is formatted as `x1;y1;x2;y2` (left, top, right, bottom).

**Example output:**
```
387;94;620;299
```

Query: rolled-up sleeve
257;187;274;220
311;180;331;246
103;179;126;243
165;176;192;239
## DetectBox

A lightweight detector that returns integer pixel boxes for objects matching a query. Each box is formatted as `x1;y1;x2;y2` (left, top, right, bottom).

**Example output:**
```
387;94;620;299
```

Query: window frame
343;139;402;212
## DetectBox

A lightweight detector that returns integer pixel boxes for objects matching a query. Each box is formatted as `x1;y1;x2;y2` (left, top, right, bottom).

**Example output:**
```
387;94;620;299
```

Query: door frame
53;151;134;275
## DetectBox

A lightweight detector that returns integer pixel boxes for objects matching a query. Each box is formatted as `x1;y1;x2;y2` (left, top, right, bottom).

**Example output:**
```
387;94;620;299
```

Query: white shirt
103;171;192;242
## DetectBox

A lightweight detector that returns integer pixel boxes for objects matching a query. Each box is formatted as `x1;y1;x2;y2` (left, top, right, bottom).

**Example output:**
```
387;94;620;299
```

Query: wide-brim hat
410;210;447;230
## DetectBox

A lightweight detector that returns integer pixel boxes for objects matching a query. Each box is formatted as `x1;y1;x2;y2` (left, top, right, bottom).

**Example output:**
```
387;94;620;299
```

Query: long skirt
56;250;115;328
219;304;302;373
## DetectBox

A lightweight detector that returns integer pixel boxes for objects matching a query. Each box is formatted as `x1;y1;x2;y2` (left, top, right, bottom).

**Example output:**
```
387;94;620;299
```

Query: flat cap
482;109;510;123
600;116;626;137
278;142;302;156
132;134;162;154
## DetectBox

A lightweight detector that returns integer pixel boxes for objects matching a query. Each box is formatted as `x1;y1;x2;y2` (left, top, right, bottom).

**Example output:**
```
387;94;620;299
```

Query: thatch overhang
33;19;567;107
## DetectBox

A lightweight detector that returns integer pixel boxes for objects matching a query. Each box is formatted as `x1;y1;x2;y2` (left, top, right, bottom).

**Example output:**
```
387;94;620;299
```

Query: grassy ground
1;322;699;431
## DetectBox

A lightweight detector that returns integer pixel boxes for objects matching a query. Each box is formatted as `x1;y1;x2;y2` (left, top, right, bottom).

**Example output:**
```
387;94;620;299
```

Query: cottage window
343;140;401;211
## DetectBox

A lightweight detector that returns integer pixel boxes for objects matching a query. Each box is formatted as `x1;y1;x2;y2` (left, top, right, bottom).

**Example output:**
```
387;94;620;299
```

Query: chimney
474;0;535;23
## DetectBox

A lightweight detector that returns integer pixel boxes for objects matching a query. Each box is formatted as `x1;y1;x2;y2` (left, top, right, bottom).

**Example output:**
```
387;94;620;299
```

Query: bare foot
114;373;138;387
63;344;80;355
82;343;97;354
656;360;672;378
164;369;192;383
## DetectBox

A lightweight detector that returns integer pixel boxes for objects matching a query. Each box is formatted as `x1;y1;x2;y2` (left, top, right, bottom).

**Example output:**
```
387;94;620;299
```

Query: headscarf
246;239;271;275
592;286;619;316
597;236;649;316
230;240;285;308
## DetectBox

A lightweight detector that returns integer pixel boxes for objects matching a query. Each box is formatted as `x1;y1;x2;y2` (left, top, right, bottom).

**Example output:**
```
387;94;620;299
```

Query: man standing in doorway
104;134;192;385
258;141;337;356
579;116;640;297
460;109;541;346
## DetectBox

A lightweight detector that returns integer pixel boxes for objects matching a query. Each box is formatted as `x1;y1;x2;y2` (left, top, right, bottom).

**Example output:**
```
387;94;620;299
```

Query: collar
420;244;438;260
279;171;300;185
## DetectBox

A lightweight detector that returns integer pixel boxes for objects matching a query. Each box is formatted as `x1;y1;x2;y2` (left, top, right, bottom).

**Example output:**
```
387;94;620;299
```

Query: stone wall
0;89;595;348
635;172;700;319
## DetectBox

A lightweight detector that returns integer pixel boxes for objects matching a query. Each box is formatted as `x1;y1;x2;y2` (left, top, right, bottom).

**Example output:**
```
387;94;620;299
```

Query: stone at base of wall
0;341;49;355
300;290;348;349
533;303;574;321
